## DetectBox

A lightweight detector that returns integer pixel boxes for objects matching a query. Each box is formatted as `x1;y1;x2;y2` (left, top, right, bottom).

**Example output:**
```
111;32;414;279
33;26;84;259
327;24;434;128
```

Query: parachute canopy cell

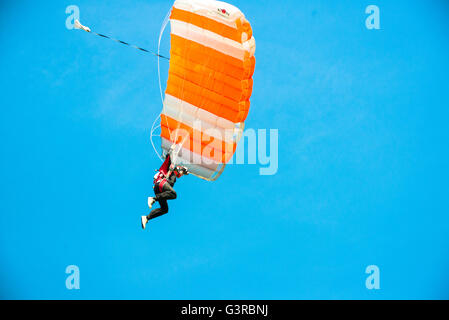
160;0;256;181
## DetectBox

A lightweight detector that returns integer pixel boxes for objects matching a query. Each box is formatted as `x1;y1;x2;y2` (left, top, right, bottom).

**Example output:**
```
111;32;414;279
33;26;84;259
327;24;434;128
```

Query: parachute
73;0;256;181
158;0;256;181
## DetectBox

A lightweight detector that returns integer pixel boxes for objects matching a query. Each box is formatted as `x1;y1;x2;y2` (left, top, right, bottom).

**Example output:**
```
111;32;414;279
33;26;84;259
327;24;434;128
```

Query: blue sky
1;0;449;299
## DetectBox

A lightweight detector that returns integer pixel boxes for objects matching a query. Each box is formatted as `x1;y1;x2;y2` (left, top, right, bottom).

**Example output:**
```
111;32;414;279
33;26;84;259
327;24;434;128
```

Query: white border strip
170;19;247;60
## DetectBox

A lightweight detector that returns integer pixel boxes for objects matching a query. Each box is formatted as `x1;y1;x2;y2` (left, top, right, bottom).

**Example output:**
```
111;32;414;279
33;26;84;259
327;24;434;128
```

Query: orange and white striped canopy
161;0;256;180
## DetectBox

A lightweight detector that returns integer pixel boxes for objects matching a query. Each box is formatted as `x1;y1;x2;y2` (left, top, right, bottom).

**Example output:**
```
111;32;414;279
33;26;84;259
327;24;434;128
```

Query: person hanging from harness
141;145;189;230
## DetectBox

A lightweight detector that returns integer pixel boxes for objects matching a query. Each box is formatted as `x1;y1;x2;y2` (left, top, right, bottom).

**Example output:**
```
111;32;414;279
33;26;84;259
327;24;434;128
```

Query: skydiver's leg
146;183;177;221
147;199;168;220
155;183;177;202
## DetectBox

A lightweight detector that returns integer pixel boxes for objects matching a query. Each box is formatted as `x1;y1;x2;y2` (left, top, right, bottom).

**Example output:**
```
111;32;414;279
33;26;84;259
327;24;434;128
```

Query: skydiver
141;146;189;230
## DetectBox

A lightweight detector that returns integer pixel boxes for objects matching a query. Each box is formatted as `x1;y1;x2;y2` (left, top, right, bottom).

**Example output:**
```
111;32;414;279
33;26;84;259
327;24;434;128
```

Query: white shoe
141;216;149;230
148;197;156;209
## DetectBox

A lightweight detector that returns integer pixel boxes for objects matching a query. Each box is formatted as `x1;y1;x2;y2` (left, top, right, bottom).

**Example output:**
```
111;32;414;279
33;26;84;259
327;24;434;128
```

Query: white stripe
173;0;243;29
162;94;244;144
170;19;248;60
161;138;225;180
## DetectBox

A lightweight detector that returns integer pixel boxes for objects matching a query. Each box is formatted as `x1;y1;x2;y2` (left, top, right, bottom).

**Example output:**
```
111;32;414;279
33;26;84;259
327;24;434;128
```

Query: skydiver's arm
167;173;177;185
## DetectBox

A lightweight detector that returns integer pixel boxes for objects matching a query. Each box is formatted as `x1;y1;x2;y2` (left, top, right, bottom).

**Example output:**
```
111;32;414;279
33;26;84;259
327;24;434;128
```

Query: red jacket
153;154;177;191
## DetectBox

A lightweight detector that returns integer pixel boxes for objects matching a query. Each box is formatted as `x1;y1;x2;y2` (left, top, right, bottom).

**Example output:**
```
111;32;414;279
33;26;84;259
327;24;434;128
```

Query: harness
153;172;168;192
152;152;186;192
153;154;172;192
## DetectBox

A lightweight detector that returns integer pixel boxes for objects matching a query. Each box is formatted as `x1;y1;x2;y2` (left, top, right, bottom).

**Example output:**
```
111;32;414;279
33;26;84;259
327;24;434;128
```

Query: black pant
147;182;177;220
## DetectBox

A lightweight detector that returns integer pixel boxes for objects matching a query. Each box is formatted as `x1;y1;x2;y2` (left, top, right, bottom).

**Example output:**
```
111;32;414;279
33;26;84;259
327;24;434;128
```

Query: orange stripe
170;35;254;71
171;51;255;82
169;54;253;102
171;7;252;44
160;114;236;163
166;73;250;123
167;35;254;122
171;53;251;88
170;35;256;80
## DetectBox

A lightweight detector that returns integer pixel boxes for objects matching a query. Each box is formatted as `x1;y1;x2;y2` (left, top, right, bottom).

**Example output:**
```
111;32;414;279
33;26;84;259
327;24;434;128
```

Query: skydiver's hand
181;166;189;176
